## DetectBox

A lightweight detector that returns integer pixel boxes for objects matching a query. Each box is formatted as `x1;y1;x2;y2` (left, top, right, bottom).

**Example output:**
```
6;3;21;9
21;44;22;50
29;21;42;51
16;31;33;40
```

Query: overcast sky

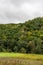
0;0;43;24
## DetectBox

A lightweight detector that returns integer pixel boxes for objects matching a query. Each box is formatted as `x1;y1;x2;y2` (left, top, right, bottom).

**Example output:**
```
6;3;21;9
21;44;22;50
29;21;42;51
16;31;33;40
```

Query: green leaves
0;17;43;54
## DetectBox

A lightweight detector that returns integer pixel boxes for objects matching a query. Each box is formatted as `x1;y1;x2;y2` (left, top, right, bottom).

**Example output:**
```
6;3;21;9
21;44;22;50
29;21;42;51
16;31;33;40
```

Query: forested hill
0;17;43;54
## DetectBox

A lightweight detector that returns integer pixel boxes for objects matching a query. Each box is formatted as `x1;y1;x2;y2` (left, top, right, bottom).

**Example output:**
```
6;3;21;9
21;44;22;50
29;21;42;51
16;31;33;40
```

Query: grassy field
0;53;43;65
0;53;43;60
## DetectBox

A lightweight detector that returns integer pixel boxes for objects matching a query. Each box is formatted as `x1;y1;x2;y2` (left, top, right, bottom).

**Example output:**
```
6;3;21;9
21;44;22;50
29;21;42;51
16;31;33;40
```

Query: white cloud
0;0;43;23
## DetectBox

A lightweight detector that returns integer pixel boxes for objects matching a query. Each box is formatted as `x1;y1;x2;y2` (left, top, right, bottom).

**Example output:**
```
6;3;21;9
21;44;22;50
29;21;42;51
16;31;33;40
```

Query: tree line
0;17;43;54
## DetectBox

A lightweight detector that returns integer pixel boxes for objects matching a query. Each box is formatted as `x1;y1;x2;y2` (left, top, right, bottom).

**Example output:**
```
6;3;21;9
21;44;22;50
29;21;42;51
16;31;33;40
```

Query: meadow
0;53;43;65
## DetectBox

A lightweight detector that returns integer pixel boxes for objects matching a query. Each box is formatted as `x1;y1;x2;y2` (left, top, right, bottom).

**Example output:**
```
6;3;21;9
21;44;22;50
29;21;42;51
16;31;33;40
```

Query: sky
0;0;43;24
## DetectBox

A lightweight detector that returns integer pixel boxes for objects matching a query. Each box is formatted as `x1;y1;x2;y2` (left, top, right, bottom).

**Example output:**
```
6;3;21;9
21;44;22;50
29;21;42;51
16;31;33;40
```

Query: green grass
0;53;43;60
0;53;43;65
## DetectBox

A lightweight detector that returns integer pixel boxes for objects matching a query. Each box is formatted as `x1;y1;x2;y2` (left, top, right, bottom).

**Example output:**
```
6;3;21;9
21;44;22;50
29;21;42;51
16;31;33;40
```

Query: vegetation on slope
0;17;43;54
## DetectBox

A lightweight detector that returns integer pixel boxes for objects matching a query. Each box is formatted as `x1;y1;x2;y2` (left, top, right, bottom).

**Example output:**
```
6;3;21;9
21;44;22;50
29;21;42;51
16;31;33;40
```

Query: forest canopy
0;17;43;54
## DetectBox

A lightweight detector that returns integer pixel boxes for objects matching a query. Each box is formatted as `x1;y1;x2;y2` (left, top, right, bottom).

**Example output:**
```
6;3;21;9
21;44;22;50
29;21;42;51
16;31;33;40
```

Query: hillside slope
0;17;43;54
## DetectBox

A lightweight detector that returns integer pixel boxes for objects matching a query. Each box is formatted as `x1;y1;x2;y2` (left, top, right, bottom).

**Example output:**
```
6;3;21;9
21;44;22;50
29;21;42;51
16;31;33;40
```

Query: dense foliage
0;17;43;54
